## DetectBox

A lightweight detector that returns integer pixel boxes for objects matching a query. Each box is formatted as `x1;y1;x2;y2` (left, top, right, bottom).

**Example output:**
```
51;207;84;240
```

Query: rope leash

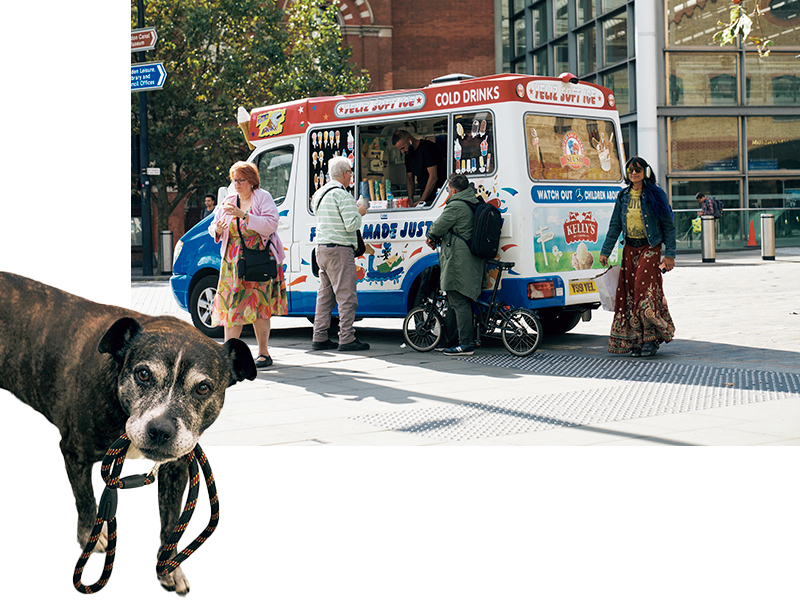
73;434;218;594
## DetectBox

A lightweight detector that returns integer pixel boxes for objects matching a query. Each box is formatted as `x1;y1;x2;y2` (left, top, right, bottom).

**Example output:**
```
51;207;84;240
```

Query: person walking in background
426;173;485;356
201;193;217;219
310;156;370;352
209;161;287;368
599;156;676;358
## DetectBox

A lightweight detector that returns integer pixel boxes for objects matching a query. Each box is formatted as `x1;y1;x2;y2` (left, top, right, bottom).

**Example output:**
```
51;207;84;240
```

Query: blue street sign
131;61;167;92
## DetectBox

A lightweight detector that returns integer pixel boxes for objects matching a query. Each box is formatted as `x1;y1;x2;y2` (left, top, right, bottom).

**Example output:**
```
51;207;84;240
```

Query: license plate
569;279;597;295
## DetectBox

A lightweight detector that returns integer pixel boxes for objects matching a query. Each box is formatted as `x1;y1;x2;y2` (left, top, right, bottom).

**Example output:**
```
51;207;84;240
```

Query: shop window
667;0;732;46
532;2;548;47
669;116;739;172
577;26;597;76
603;66;629;115
555;0;569;37
555;38;569;75
514;18;527;58
453;112;496;176
746;116;800;171
667;53;737;106
255;145;296;207
603;14;628;66
525;113;622;181
577;0;596;24
746;53;800;106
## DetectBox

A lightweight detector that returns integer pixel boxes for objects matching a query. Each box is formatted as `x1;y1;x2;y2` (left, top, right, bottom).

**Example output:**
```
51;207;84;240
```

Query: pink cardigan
208;188;285;264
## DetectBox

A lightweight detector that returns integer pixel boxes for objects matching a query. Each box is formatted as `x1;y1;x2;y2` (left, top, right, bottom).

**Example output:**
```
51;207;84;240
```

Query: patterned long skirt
211;221;288;327
607;244;675;353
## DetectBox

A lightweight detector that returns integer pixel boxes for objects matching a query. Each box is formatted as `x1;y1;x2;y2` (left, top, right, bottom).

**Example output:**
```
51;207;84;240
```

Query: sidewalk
132;249;800;446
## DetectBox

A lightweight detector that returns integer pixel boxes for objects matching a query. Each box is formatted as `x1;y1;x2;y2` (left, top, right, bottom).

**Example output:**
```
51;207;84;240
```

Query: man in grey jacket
426;173;485;356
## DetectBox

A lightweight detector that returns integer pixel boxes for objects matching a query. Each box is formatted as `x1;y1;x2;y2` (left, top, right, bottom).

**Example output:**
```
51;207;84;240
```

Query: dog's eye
195;382;212;396
134;368;151;383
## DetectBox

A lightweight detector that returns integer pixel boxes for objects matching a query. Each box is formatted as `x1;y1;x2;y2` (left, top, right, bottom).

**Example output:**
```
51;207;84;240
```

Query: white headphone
645;165;651;179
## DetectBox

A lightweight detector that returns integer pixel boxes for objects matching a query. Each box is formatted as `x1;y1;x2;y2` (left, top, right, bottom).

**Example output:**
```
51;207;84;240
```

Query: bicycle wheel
501;308;542;356
403;306;443;352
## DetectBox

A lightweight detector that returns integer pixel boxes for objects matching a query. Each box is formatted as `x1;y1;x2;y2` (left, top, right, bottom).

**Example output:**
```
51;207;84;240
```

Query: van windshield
525;114;622;182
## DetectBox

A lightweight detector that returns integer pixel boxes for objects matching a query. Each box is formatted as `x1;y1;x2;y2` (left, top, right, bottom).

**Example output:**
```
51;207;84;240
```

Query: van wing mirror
217;186;228;203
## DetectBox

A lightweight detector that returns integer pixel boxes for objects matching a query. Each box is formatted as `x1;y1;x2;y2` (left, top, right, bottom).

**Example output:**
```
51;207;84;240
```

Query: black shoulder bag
235;196;278;282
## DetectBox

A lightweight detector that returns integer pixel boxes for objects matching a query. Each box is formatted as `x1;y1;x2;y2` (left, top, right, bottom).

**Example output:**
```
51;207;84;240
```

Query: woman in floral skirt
208;161;287;368
599;156;676;357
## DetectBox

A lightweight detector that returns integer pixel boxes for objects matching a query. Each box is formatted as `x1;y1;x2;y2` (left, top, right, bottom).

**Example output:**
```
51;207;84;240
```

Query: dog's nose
146;418;177;446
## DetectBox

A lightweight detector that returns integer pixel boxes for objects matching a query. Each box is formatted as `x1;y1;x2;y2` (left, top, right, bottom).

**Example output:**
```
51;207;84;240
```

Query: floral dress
211;219;287;326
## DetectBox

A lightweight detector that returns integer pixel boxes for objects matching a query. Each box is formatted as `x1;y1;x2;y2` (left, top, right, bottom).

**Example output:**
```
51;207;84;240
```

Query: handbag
593;265;620;312
234;198;278;282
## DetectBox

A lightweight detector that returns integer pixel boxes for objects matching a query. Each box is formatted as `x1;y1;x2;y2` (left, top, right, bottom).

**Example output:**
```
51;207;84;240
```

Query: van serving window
525;114;622;182
308;126;357;207
453;111;495;176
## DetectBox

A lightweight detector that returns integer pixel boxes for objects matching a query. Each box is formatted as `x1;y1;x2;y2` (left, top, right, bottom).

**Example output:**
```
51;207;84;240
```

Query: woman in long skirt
599;156;676;357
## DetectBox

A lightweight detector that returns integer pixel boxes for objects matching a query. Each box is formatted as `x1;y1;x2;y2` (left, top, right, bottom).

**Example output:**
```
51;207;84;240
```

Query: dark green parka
427;184;485;300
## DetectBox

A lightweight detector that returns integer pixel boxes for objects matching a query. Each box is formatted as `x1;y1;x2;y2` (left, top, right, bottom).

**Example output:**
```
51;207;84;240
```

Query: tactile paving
351;352;800;442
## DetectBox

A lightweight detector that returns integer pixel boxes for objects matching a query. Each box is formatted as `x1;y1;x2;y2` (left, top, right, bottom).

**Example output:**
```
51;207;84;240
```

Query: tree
131;0;370;235
713;0;773;57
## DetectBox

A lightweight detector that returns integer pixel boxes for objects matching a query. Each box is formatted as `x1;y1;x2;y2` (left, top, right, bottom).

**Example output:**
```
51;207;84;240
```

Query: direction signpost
131;27;158;52
131;61;167;92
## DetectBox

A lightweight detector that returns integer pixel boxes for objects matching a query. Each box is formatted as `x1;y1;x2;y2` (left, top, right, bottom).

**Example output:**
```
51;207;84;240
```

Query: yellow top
626;188;646;239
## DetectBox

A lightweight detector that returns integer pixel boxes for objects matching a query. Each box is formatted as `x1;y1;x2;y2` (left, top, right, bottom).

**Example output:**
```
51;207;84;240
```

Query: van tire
189;274;224;338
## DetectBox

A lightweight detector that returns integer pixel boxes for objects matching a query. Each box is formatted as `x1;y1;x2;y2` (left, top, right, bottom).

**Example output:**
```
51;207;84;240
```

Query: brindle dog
0;272;256;595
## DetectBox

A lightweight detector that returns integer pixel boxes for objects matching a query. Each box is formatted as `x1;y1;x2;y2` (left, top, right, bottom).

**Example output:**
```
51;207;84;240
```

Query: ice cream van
171;72;626;338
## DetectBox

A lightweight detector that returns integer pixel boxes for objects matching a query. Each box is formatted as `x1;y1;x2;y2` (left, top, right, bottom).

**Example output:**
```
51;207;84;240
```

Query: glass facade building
501;0;800;250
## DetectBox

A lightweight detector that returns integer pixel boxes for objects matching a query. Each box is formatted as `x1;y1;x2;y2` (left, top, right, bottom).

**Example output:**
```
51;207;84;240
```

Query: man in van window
392;130;446;207
310;156;370;353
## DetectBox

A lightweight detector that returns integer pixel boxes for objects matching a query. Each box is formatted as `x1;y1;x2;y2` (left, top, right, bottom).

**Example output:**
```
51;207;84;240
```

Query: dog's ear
98;317;143;362
223;338;257;383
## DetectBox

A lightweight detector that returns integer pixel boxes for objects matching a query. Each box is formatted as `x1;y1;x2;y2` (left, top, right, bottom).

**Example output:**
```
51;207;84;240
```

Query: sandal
255;354;273;368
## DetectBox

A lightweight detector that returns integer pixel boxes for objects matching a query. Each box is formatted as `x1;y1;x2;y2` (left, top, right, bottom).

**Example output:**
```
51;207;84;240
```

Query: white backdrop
0;3;795;599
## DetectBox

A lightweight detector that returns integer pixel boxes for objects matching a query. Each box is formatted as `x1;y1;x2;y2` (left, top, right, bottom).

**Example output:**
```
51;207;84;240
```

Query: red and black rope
72;434;218;594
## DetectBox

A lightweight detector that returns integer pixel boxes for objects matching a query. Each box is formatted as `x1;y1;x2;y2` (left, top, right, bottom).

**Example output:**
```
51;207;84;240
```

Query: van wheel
541;311;582;336
189;274;224;338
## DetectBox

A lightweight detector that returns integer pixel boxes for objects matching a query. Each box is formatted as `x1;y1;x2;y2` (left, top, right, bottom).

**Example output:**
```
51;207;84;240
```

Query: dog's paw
77;522;109;553
159;566;190;596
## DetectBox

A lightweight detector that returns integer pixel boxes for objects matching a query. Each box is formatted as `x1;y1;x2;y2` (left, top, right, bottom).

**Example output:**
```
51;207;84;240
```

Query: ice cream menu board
452;112;495;176
309;126;356;194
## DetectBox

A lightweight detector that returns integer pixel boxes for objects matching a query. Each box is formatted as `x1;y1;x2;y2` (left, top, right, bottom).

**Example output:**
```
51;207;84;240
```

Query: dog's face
99;317;256;462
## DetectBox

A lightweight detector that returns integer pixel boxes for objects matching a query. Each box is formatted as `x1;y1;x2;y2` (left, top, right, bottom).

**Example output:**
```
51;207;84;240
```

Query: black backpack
451;197;502;259
711;197;723;219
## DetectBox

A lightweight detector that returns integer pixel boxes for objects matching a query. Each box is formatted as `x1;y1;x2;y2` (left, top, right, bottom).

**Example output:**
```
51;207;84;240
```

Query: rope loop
73;435;217;594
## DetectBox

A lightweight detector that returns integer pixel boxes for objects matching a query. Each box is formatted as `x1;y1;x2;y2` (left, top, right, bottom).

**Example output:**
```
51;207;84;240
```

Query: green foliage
131;0;370;233
713;0;773;57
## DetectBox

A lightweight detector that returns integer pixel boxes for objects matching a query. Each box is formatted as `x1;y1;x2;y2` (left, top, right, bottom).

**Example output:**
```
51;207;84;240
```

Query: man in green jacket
426;173;485;356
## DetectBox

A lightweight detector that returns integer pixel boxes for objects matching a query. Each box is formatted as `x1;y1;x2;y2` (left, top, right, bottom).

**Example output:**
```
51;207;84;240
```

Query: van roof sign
246;74;616;145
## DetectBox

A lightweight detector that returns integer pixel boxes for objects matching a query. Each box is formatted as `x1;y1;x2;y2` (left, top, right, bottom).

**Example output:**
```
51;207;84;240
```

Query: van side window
255;146;294;206
453;112;495;176
525;114;622;182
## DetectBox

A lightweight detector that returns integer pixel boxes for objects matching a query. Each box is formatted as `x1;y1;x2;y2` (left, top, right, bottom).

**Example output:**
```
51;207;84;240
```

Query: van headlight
173;240;184;266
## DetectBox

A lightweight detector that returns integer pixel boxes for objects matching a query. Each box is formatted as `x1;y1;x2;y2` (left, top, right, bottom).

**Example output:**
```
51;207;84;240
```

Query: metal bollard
760;213;775;261
159;230;174;274
701;215;715;263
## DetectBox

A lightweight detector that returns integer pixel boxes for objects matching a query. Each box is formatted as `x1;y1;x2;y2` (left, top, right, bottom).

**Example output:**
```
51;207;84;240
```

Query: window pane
747;116;800;170
669;117;739;172
666;0;731;46
749;179;800;210
603;66;629;115
513;0;526;14
525;114;623;181
603;14;628;65
514;18;527;57
577;26;597;75
671;180;741;250
555;0;569;37
533;48;549;76
746;53;800;106
577;0;596;24
555;38;569;75
532;2;549;47
602;0;627;13
453;111;497;176
259;145;296;206
667;53;738;106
